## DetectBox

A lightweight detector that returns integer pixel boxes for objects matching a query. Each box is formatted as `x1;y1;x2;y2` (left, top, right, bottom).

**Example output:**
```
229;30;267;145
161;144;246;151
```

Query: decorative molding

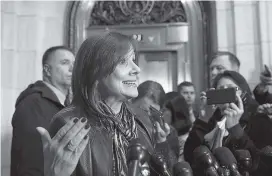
89;1;187;26
64;1;217;95
65;1;81;53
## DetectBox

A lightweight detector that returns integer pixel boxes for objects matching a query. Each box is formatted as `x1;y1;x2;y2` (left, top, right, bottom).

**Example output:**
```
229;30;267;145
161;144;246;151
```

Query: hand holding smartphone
149;106;166;131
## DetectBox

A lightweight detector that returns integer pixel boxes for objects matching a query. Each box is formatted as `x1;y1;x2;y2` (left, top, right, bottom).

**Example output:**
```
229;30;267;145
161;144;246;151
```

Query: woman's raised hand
199;88;217;122
154;122;171;143
225;94;244;129
36;117;90;176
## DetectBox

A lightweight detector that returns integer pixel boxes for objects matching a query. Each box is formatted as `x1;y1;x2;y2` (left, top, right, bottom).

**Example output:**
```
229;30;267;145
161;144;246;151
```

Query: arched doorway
64;0;217;101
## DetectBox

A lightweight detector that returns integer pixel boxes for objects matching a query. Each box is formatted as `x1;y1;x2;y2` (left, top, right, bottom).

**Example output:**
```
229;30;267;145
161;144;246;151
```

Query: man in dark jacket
10;46;75;176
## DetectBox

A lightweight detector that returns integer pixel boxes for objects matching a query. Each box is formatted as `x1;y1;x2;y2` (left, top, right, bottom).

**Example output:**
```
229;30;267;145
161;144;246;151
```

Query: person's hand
257;103;272;115
36;117;90;176
262;65;272;77
225;94;244;129
154;122;170;143
188;107;196;123
199;88;217;122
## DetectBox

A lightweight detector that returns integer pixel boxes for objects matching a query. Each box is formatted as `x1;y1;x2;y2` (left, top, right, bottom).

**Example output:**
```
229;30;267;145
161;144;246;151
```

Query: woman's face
102;46;141;100
216;77;242;112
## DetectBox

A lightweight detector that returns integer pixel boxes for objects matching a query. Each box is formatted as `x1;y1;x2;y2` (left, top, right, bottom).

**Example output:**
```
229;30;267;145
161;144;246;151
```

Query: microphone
127;138;150;176
173;161;193;176
213;147;242;176
192;145;221;176
258;146;272;175
234;150;252;176
260;145;272;164
149;154;171;176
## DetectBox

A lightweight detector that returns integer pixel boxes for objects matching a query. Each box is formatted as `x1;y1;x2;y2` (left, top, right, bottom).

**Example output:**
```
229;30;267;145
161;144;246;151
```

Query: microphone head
260;146;272;166
234;150;252;169
213;147;238;169
193;145;214;168
234;150;251;162
234;149;251;161
173;161;193;176
193;145;212;157
127;138;149;164
128;138;143;147
205;167;220;176
260;145;272;156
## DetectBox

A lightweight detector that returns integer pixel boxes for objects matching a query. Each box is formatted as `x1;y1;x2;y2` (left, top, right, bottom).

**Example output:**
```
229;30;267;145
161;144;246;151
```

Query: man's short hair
177;81;195;93
211;51;240;68
42;46;73;66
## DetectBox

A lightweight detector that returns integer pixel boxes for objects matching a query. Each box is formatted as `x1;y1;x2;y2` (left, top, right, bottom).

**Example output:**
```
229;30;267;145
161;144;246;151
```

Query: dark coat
49;103;176;176
10;81;64;176
247;113;272;149
247;113;272;176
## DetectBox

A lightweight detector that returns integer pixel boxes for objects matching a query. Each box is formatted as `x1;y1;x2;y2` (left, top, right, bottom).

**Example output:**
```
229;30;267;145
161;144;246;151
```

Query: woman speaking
36;32;174;176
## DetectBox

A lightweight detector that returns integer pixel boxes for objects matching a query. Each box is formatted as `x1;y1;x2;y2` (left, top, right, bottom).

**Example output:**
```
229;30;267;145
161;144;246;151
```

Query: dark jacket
247;113;272;149
247;113;272;176
184;110;260;174
10;81;64;176
165;96;192;136
49;104;176;176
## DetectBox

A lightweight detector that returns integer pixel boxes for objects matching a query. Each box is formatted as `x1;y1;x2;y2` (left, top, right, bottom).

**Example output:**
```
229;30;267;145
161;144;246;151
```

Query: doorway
138;51;177;92
66;1;218;101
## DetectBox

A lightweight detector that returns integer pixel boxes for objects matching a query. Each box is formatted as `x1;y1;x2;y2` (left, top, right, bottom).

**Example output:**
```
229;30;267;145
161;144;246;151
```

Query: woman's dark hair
165;95;191;135
163;92;180;107
212;71;252;96
134;80;165;107
72;32;138;121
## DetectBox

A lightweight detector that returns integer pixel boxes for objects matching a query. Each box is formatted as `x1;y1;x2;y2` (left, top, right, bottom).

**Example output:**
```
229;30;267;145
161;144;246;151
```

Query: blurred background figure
248;65;272;148
131;81;180;169
164;94;193;162
209;51;240;86
132;80;165;114
178;81;198;123
249;65;272;175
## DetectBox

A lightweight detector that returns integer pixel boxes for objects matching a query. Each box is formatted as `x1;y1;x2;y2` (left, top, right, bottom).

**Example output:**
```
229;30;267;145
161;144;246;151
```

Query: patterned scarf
100;103;138;176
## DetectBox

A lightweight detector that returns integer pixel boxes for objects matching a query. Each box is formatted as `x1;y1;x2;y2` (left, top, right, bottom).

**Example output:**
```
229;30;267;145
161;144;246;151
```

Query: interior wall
1;1;67;175
216;1;272;89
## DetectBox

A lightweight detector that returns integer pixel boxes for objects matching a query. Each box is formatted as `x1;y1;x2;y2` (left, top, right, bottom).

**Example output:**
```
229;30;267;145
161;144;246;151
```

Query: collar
43;81;66;106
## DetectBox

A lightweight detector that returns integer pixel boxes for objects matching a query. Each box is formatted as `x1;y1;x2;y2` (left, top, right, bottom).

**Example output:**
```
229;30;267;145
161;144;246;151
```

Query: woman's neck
104;96;123;114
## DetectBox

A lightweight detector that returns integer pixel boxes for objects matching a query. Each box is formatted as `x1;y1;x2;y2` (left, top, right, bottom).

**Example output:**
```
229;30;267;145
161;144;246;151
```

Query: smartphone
206;88;236;105
149;106;166;131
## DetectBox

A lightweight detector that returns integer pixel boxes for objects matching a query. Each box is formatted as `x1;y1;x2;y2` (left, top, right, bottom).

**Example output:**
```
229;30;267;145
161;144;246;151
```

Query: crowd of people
10;32;272;176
